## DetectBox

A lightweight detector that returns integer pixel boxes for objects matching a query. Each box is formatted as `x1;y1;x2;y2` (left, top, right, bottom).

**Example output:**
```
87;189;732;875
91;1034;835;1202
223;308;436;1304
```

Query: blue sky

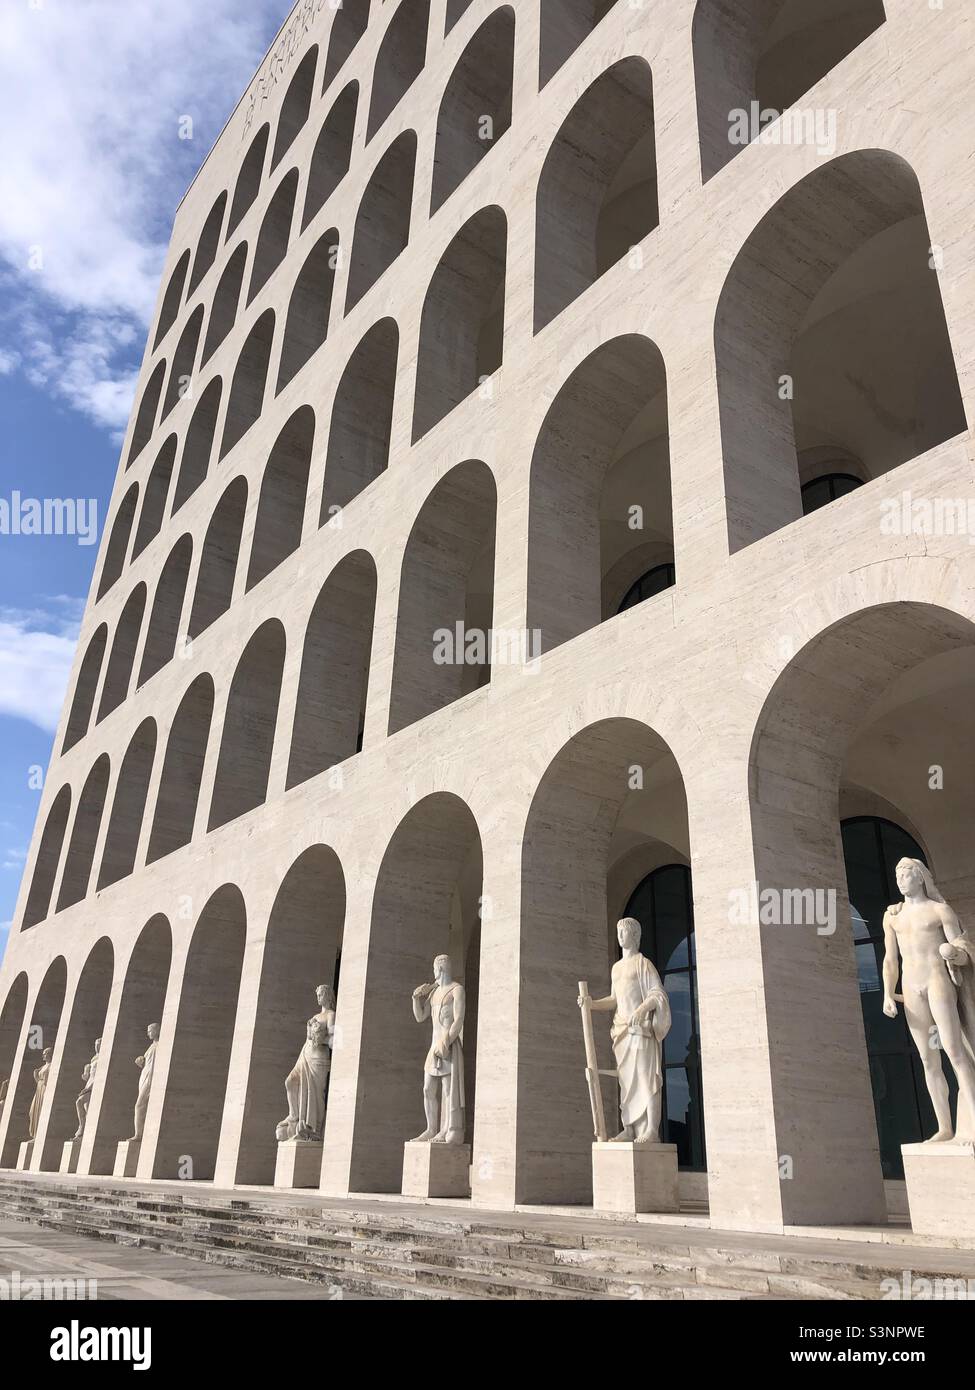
0;0;294;959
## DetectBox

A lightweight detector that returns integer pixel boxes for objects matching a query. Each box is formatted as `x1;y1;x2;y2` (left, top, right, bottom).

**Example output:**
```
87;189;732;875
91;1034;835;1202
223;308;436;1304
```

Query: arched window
367;0;430;142
539;0;620;88
323;0;369;94
187;193;228;297
277;232;339;390
431;9;514;213
161;306;204;418
345;132;416;312
227;124;269;238
153;250;190;350
623;865;705;1170
616;563;676;614
249;171;298;303
303;82;358;230
126;361;166;466
95;484;139;600
221;311;275;458
841;816;944;1178
801;473;863;516
132;437;177;557
63;624;108;753
202;245;247;364
271;46;318;170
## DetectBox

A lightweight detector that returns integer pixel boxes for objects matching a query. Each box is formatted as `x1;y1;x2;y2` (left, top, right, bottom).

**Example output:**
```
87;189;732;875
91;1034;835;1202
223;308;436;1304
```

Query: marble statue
27;1047;53;1140
578;918;672;1143
0;1077;7;1119
883;858;975;1142
411;954;465;1145
128;1023;159;1142
72;1038;101;1140
276;985;336;1143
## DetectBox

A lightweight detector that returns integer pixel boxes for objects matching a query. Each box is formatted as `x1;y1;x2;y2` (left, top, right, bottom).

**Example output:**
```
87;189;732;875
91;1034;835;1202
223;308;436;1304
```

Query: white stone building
0;0;973;1239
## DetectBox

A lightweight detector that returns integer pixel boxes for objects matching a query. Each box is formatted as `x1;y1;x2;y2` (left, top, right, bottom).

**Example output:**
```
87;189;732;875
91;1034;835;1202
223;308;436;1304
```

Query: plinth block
16;1141;33;1171
402;1141;471;1198
592;1141;679;1214
274;1140;324;1189
60;1140;82;1175
903;1140;975;1237
113;1140;141;1178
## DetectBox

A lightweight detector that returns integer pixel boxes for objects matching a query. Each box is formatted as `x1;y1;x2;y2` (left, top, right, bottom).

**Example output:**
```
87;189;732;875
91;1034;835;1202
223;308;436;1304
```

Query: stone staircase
0;1172;969;1301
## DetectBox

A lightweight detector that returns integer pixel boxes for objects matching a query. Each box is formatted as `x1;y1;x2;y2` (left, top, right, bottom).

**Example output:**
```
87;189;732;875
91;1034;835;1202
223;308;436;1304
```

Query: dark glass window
841;816;952;1179
617;562;676;614
801;472;863;515
622;864;705;1170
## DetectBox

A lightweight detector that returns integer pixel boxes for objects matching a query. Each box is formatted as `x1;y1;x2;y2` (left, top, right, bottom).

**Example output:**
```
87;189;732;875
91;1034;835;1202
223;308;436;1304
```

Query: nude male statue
72;1037;101;1141
128;1023;159;1142
411;954;465;1145
883;858;975;1142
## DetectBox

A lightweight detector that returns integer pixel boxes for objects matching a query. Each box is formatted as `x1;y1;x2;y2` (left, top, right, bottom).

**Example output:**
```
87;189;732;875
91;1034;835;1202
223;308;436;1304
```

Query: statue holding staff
411;954;465;1145
578;918;671;1143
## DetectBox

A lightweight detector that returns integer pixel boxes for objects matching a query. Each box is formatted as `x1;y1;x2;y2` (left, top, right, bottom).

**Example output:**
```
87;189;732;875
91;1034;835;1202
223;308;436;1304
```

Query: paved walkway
0;1220;360;1300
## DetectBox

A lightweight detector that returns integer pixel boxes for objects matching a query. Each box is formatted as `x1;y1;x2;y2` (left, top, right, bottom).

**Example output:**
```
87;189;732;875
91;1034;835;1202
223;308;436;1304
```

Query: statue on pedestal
28;1047;53;1140
578;918;672;1143
72;1038;101;1140
883;858;975;1142
128;1023;159;1142
411;955;465;1145
276;985;336;1143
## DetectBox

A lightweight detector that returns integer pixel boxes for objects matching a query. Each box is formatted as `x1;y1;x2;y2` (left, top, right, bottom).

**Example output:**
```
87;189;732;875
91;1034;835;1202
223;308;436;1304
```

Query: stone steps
0;1173;963;1302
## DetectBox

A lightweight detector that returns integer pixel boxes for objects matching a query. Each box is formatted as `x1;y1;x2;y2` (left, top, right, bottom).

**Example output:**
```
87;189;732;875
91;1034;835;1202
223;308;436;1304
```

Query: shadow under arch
0;956;67;1166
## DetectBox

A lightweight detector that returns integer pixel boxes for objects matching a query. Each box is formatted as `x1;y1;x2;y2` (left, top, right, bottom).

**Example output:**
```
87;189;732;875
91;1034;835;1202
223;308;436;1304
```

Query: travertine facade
1;0;973;1237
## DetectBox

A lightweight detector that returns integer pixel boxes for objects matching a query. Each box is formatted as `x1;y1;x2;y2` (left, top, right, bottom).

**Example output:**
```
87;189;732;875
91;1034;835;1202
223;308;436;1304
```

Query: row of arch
5;591;973;1213
91;142;965;759
134;0;890;472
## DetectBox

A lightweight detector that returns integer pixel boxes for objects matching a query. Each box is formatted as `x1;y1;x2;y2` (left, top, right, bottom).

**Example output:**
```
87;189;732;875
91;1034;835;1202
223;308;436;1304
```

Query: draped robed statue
276;984;336;1143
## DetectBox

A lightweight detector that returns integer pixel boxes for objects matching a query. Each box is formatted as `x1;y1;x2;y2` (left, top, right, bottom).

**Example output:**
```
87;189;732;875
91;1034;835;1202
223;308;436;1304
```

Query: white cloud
0;598;85;733
0;0;291;429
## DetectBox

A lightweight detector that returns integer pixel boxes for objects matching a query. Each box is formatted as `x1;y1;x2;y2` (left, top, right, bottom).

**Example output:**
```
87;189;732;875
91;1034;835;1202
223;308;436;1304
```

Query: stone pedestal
402;1141;471;1198
592;1141;679;1214
903;1140;975;1238
60;1140;82;1175
16;1141;33;1171
274;1140;324;1189
113;1140;141;1178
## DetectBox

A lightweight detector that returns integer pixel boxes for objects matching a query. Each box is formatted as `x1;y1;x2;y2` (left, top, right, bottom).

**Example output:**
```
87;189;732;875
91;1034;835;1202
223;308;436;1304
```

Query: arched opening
152;886;246;1180
161;306;204;419
431;8;514;213
187;478;247;637
287;551;377;788
227;124;270;238
344;131;416;312
201;245;247;365
87;915;172;1174
367;0;430;143
350;794;482;1191
539;0;620;87
246;407;315;588
97;720;156;889
750;600;975;1222
388;460;496;733
96;484;139;599
138;536;192;684
715;151;967;553
323;0;369;94
535;58;657;332
0;957;66;1166
271;45;319;170
0;975;28;1137
187;192;228;297
248;171;298;303
132;436;177;556
146;675;214;862
320;318;398;518
96;584;147;721
21;788;72;929
126;361;166;466
412;206;506;440
36;939;114;1170
693;0;887;182
235;846;345;1183
173;378;222;513
519;717;692;1202
220;311;275;458
208;621;286;829
277;232;339;390
153;250;190;350
302;81;358;230
56;756;110;912
527;334;672;653
63;627;108;753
